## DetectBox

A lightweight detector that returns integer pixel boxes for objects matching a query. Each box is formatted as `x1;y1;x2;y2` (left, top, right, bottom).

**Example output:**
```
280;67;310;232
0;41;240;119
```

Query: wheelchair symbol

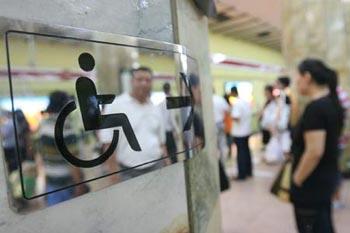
54;52;141;168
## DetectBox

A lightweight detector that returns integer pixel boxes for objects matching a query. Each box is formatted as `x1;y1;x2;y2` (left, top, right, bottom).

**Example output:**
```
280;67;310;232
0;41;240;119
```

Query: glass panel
0;27;204;213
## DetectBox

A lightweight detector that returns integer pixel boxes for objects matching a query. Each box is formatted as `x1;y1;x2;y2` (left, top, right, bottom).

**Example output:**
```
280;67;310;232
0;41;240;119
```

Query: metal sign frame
0;17;204;212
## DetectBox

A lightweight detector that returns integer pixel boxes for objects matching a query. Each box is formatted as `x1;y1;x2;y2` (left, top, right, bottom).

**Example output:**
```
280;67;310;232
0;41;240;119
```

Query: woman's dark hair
223;93;230;105
15;109;30;134
298;58;345;134
264;85;274;106
45;91;71;114
189;73;200;87
265;85;274;94
230;86;238;96
277;76;291;88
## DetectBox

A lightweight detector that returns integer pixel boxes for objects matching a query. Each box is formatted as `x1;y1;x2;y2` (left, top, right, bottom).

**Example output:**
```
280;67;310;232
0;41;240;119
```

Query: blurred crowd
1;54;350;232
214;58;350;233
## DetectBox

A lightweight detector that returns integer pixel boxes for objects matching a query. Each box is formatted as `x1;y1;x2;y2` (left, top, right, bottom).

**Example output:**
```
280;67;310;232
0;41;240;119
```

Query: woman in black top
291;59;344;233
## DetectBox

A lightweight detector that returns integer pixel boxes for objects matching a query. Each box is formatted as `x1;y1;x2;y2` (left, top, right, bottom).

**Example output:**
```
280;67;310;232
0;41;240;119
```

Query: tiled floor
220;162;350;233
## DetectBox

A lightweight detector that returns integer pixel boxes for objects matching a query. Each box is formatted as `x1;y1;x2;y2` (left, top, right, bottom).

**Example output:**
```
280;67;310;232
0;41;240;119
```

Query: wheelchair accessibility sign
55;53;142;168
55;52;194;168
3;24;204;210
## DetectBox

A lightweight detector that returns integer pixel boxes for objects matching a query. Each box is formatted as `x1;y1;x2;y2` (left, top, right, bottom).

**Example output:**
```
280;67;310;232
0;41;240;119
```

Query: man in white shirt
230;86;253;180
213;91;230;160
100;67;168;181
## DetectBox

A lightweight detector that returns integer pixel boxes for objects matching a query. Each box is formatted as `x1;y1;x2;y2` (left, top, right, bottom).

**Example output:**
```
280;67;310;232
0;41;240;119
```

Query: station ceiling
209;0;282;51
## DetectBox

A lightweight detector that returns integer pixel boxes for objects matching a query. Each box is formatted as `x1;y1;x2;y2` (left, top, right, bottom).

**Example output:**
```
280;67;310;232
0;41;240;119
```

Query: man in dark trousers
230;86;253;180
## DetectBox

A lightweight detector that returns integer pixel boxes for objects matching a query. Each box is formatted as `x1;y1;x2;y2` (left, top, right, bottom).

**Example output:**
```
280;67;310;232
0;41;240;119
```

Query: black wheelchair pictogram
54;52;141;168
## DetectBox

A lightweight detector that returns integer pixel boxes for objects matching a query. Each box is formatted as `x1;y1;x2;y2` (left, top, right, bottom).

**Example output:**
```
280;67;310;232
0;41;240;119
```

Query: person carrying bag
270;158;292;202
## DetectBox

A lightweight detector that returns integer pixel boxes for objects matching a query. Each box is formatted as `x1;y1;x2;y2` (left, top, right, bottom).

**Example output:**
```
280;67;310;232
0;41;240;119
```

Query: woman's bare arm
293;130;326;186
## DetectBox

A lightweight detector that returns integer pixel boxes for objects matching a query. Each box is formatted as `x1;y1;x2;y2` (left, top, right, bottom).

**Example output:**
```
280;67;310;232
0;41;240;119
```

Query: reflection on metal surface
0;17;204;213
74;76;141;151
54;99;120;169
166;72;194;131
55;52;141;169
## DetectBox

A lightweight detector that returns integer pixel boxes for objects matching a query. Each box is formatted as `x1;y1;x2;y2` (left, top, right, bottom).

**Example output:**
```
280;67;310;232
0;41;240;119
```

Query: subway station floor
220;138;350;233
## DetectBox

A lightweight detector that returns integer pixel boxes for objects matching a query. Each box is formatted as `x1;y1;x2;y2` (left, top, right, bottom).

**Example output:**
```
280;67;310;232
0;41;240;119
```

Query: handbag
270;159;292;202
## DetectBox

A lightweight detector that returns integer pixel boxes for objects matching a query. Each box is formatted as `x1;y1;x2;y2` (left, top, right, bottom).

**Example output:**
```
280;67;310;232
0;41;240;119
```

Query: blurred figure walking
160;82;180;164
223;93;234;158
262;79;292;164
36;91;84;206
260;85;275;148
213;89;230;161
230;86;253;180
276;76;292;158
